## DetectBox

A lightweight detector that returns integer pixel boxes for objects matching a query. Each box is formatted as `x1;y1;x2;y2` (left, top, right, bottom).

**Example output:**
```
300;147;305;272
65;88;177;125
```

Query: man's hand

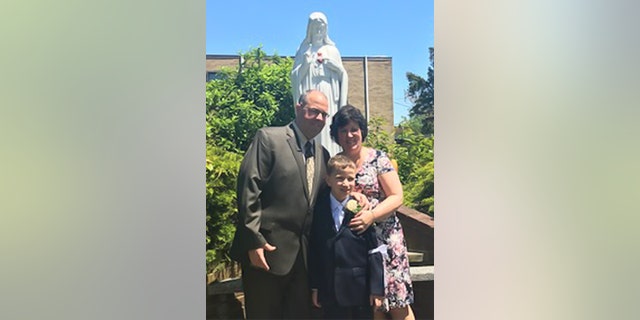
248;243;276;270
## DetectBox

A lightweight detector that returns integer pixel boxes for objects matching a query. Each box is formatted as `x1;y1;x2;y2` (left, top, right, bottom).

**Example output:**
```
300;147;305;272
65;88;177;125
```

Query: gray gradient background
436;0;640;319
2;0;640;319
1;0;204;319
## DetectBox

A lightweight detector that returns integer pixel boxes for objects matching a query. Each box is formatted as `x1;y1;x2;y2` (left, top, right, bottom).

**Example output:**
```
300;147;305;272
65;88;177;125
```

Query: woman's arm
370;170;403;221
350;170;403;233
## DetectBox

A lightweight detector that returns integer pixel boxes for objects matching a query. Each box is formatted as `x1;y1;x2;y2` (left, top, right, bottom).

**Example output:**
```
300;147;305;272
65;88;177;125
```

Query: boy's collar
329;192;349;208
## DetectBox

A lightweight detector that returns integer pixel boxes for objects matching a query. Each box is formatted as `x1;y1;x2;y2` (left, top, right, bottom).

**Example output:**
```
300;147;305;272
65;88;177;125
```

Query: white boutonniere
345;199;362;214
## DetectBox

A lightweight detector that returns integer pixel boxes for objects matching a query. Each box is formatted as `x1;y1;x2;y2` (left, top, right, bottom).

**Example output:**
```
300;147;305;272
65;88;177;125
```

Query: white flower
345;199;361;213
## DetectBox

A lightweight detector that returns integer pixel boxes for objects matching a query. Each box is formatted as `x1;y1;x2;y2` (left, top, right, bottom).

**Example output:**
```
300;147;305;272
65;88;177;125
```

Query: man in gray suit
230;89;331;319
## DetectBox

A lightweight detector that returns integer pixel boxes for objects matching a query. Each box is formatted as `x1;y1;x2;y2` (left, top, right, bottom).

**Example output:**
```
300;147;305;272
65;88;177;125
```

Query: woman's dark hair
330;104;368;142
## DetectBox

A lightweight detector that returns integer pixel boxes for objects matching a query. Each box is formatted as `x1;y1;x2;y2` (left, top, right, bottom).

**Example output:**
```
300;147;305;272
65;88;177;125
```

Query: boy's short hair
327;155;356;175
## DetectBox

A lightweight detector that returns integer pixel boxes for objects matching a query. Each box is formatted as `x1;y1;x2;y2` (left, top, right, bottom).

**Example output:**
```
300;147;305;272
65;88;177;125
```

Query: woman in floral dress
330;105;415;320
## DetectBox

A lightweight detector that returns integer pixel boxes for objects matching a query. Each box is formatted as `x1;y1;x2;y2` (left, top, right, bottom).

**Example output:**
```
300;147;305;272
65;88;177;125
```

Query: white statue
291;12;348;156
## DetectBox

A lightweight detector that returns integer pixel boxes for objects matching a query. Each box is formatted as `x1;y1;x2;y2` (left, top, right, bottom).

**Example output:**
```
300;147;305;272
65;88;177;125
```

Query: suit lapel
319;193;338;236
286;124;310;201
339;196;355;231
340;210;353;230
311;140;321;197
309;141;325;206
335;208;352;238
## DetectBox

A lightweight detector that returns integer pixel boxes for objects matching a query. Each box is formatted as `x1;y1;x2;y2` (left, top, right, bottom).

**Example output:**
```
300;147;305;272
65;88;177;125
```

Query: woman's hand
350;192;371;211
349;209;375;234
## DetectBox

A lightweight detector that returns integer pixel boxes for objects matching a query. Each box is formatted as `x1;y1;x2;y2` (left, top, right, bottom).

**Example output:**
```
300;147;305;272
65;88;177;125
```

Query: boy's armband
368;244;388;259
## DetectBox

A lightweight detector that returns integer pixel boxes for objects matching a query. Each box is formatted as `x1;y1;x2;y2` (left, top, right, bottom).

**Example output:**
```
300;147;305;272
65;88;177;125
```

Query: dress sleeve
375;150;395;175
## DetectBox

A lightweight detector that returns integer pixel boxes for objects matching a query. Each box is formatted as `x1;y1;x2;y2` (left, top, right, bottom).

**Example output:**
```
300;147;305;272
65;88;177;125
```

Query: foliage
205;46;436;277
366;116;434;217
206;48;294;152
205;47;295;275
205;144;242;274
394;119;434;215
364;116;393;155
406;47;434;136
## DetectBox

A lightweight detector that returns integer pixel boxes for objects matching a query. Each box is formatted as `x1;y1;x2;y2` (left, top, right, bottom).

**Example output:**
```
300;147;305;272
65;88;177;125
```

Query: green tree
206;48;295;277
206;144;242;277
366;116;434;216
406;47;434;136
206;48;294;153
364;116;393;155
394;118;434;215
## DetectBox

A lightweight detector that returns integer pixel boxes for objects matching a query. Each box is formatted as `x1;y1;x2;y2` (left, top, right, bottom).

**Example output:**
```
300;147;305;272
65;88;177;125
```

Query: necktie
333;204;344;231
305;141;314;194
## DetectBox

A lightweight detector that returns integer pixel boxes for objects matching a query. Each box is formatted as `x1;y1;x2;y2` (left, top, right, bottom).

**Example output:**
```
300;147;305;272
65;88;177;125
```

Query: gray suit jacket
230;122;329;275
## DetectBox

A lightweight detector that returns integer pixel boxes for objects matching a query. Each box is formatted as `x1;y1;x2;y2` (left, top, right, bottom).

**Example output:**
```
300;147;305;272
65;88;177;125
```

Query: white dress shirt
291;121;314;160
329;193;349;232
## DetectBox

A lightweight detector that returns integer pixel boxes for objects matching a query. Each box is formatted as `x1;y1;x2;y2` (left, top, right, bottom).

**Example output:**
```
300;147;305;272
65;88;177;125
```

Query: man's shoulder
254;124;293;139
262;123;293;133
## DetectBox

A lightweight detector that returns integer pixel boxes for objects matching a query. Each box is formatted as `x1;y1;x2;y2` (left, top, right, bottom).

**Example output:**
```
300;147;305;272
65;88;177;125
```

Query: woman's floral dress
355;148;414;312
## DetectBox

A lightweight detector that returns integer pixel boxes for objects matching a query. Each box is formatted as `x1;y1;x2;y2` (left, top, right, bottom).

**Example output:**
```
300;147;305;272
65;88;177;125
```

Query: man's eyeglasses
303;107;329;119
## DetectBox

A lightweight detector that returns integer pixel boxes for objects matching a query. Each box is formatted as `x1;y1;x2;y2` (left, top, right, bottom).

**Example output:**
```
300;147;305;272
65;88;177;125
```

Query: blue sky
206;1;434;125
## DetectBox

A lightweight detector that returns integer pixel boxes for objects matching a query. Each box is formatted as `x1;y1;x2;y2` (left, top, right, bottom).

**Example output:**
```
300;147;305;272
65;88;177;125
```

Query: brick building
206;54;395;136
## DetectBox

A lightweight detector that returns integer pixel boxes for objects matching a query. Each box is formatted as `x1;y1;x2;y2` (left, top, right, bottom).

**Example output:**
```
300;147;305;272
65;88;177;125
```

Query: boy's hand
311;289;322;308
370;295;383;308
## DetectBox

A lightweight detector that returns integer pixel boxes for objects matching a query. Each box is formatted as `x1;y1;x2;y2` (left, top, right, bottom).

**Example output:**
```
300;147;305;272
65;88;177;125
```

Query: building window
206;71;220;82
